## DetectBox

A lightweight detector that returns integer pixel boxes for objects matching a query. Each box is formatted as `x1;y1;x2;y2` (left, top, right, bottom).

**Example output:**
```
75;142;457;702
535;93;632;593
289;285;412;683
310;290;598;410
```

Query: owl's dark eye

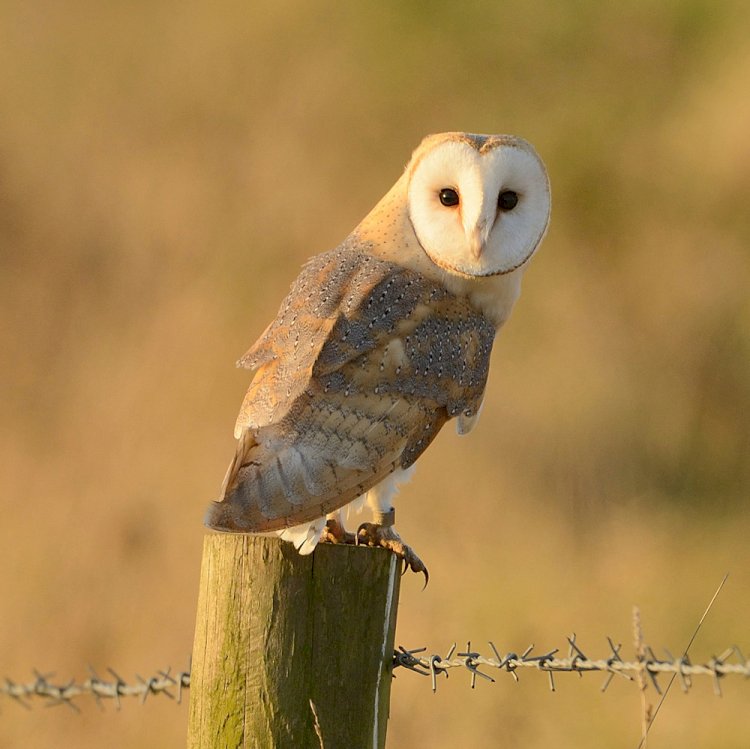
498;190;519;211
438;188;459;207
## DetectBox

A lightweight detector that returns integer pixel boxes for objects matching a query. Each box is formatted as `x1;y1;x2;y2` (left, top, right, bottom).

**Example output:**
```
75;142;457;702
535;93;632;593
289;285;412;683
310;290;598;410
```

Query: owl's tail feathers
205;429;269;532
204;482;277;533
205;429;326;533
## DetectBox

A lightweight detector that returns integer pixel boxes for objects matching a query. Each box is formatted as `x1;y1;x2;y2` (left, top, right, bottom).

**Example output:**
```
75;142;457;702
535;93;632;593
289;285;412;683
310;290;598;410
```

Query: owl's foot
356;509;428;586
320;517;356;545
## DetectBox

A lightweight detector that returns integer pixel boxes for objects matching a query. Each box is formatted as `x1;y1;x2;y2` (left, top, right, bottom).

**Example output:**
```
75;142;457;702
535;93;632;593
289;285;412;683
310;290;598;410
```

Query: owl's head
406;133;550;277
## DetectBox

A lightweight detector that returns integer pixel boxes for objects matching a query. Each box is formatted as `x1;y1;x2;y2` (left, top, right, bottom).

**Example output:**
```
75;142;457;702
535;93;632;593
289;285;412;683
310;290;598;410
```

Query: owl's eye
498;190;519;211
438;188;459;207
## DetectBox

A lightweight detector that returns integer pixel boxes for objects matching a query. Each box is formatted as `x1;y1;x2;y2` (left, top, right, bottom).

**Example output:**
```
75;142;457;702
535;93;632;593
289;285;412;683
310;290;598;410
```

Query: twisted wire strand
1;665;191;710
393;636;750;695
2;636;749;707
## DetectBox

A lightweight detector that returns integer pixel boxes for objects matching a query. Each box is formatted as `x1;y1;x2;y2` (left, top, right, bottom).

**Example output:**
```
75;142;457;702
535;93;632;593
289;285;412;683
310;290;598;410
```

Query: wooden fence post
187;534;401;749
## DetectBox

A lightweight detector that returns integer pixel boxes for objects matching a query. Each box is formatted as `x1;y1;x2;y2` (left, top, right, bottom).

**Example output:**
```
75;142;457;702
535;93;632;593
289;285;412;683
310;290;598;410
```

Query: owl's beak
469;224;488;259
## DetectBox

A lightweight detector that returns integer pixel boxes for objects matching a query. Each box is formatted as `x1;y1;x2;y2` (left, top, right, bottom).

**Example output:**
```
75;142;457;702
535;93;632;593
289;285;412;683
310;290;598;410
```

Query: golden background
1;1;749;746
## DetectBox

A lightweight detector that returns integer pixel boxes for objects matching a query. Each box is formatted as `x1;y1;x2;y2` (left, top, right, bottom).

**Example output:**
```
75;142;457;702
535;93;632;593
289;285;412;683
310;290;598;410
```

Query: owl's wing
206;240;496;533
231;239;398;434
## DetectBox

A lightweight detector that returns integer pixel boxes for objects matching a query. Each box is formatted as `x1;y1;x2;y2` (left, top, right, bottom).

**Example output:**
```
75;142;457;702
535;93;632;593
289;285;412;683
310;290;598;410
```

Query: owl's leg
320;510;356;545
356;467;428;584
356;509;428;584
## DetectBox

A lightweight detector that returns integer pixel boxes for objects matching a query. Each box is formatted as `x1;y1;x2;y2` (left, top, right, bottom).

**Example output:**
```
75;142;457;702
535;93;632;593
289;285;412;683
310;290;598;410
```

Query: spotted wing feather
206;238;496;533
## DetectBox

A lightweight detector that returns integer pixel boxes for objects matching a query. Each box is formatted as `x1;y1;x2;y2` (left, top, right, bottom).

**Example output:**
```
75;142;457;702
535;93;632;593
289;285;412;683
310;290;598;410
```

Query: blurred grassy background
1;0;749;746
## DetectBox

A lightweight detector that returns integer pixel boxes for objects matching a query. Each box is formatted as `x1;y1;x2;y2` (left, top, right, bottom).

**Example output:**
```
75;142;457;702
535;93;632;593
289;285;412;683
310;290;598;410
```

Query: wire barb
1;665;191;708
4;632;749;707
391;636;750;694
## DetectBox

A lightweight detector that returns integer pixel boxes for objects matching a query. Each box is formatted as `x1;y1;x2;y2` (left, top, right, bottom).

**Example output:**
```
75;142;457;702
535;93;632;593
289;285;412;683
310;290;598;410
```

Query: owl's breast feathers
206;238;496;532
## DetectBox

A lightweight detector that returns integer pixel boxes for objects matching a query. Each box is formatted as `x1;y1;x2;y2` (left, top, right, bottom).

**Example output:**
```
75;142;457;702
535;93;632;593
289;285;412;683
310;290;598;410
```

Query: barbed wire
3;636;749;709
393;635;750;695
1;665;191;711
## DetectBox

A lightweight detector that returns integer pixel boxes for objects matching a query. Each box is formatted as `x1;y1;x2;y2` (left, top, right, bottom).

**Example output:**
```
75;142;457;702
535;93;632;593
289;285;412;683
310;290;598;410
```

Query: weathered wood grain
188;535;401;749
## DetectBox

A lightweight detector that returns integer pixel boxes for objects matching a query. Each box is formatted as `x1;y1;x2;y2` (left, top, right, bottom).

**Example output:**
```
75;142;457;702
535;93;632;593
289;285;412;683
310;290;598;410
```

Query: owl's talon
321;517;356;545
356;522;429;586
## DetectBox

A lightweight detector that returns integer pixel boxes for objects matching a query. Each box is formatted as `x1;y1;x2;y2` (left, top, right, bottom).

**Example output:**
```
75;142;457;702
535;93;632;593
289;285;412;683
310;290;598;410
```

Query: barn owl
206;132;550;580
